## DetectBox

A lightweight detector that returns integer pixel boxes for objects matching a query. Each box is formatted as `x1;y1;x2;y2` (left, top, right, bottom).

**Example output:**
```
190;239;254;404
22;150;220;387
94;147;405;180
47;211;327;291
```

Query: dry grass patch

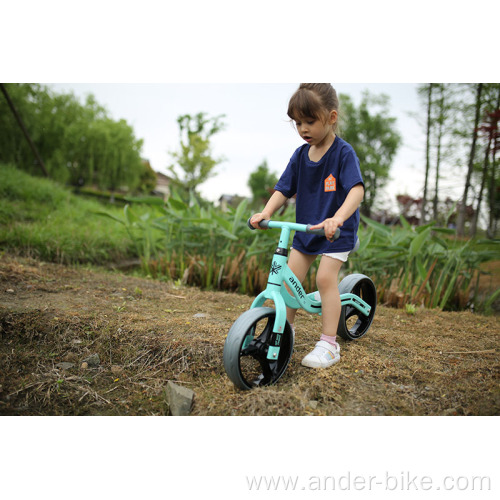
1;255;498;416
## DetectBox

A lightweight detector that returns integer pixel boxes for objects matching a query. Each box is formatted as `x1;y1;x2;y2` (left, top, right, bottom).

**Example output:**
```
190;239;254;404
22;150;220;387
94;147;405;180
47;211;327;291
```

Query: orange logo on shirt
324;174;336;192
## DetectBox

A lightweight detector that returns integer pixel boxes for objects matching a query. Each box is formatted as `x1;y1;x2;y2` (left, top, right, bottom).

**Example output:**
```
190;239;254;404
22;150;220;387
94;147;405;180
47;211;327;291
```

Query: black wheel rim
238;313;293;388
343;279;376;339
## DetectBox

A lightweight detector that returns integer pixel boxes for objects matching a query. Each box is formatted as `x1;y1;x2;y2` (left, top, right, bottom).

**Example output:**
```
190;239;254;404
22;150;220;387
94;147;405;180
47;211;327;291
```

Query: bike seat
348;237;360;255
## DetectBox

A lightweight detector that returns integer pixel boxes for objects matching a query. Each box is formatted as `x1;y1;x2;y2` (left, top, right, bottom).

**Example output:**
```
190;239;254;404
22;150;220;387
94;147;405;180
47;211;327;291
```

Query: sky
49;82;428;208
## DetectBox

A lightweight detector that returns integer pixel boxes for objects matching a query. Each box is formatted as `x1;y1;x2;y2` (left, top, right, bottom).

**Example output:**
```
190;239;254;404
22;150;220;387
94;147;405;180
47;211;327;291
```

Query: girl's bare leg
285;249;317;325
316;255;343;338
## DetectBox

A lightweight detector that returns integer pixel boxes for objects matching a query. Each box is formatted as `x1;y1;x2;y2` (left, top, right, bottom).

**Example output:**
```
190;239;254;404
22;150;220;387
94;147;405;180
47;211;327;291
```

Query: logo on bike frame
288;275;305;300
270;262;282;275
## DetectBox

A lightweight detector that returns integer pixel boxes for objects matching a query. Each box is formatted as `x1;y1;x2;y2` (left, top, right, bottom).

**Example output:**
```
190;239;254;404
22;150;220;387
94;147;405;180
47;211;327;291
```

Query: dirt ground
0;254;499;416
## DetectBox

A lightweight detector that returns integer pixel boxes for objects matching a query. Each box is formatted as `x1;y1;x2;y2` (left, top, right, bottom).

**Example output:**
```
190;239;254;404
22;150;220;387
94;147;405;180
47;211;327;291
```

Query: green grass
0;164;137;265
2;163;498;313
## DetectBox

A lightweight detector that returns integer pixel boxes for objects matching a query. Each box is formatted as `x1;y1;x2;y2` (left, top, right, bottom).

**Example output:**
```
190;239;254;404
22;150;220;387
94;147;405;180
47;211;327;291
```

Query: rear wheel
337;274;376;341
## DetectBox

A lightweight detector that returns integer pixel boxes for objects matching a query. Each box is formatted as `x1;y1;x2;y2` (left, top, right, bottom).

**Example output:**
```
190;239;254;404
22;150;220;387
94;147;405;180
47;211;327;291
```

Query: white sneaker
301;340;340;369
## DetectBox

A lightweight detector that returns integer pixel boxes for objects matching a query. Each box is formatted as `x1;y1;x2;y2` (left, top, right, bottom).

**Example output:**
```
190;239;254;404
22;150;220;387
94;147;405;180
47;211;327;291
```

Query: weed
405;304;417;315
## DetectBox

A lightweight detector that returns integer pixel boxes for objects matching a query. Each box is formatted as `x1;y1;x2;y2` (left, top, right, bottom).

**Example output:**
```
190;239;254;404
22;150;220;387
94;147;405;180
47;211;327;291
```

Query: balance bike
223;219;376;390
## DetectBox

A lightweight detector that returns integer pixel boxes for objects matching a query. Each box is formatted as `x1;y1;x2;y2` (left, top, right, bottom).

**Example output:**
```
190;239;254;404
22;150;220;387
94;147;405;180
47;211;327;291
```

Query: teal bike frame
248;220;372;361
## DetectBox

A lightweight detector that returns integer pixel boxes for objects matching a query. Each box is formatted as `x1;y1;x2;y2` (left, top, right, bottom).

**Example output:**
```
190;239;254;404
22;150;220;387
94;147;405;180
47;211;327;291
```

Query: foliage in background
247;159;279;210
348;216;499;312
168;112;226;195
0;85;499;309
416;83;500;237
339;92;402;218
2;160;499;314
475;101;500;239
97;190;499;313
3;82;499;238
0;84;148;192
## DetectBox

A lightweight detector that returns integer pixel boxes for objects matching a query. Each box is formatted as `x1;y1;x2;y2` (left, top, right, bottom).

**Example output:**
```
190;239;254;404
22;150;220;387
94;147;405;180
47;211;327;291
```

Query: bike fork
249;227;291;360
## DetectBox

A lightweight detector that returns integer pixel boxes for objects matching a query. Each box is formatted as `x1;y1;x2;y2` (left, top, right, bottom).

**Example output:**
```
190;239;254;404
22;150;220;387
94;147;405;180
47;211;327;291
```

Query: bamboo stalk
414;258;438;304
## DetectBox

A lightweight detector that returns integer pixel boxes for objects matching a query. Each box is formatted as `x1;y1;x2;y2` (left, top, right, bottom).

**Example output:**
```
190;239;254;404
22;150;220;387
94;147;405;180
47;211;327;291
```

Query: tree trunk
433;85;445;221
487;89;500;239
457;83;483;236
470;133;492;236
487;146;498;239
0;83;48;177
421;84;433;224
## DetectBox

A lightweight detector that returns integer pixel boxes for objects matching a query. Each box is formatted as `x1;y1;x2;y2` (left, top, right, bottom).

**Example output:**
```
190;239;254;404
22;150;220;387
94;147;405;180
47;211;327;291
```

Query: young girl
250;83;365;369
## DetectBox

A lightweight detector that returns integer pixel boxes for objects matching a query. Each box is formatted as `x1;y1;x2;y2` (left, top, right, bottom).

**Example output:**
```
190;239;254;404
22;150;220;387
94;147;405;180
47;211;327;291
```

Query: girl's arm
310;183;365;241
250;190;289;229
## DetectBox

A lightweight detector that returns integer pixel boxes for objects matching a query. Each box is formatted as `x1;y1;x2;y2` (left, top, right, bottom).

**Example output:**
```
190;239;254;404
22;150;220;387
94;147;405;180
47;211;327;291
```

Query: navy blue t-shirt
274;136;364;254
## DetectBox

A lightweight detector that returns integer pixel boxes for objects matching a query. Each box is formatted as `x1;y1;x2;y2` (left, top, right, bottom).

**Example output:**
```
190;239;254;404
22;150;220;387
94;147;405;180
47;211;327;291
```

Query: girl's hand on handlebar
250;212;270;229
309;216;343;242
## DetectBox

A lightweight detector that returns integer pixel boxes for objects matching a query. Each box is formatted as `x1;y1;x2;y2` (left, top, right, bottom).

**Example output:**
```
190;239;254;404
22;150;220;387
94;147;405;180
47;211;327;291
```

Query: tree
91;118;144;191
0;83;48;177
168;112;226;193
138;159;158;194
247;159;278;209
487;105;500;239
339;92;402;217
415;83;500;233
0;83;48;175
471;87;500;237
419;83;434;224
431;84;456;222
0;83;147;191
456;84;483;236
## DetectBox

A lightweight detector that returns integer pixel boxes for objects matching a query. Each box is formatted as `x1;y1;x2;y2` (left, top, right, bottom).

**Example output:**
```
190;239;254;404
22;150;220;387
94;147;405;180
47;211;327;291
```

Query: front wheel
223;307;294;390
337;274;376;341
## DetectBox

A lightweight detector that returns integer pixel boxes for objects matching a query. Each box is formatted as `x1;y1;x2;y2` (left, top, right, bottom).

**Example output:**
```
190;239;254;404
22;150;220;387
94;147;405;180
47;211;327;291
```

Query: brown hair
287;83;340;132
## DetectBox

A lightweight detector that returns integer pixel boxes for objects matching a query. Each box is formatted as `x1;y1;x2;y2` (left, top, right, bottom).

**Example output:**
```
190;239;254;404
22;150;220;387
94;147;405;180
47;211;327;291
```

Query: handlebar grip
306;225;341;240
305;224;325;236
247;218;270;230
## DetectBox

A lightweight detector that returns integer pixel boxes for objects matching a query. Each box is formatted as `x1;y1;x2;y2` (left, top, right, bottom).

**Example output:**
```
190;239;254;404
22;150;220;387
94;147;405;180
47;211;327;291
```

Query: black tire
337;274;376;341
223;307;294;390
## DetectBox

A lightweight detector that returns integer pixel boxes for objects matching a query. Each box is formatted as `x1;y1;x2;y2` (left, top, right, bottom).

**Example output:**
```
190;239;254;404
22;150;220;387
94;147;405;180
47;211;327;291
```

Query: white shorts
322;250;350;262
322;238;360;263
292;238;359;263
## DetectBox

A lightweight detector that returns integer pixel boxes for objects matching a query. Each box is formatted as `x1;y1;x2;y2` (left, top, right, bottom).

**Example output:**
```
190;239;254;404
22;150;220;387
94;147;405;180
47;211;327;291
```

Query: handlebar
247;218;340;240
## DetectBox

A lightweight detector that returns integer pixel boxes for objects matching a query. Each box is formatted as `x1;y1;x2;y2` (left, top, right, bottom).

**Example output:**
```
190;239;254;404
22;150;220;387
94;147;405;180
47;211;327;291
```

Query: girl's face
294;110;337;148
